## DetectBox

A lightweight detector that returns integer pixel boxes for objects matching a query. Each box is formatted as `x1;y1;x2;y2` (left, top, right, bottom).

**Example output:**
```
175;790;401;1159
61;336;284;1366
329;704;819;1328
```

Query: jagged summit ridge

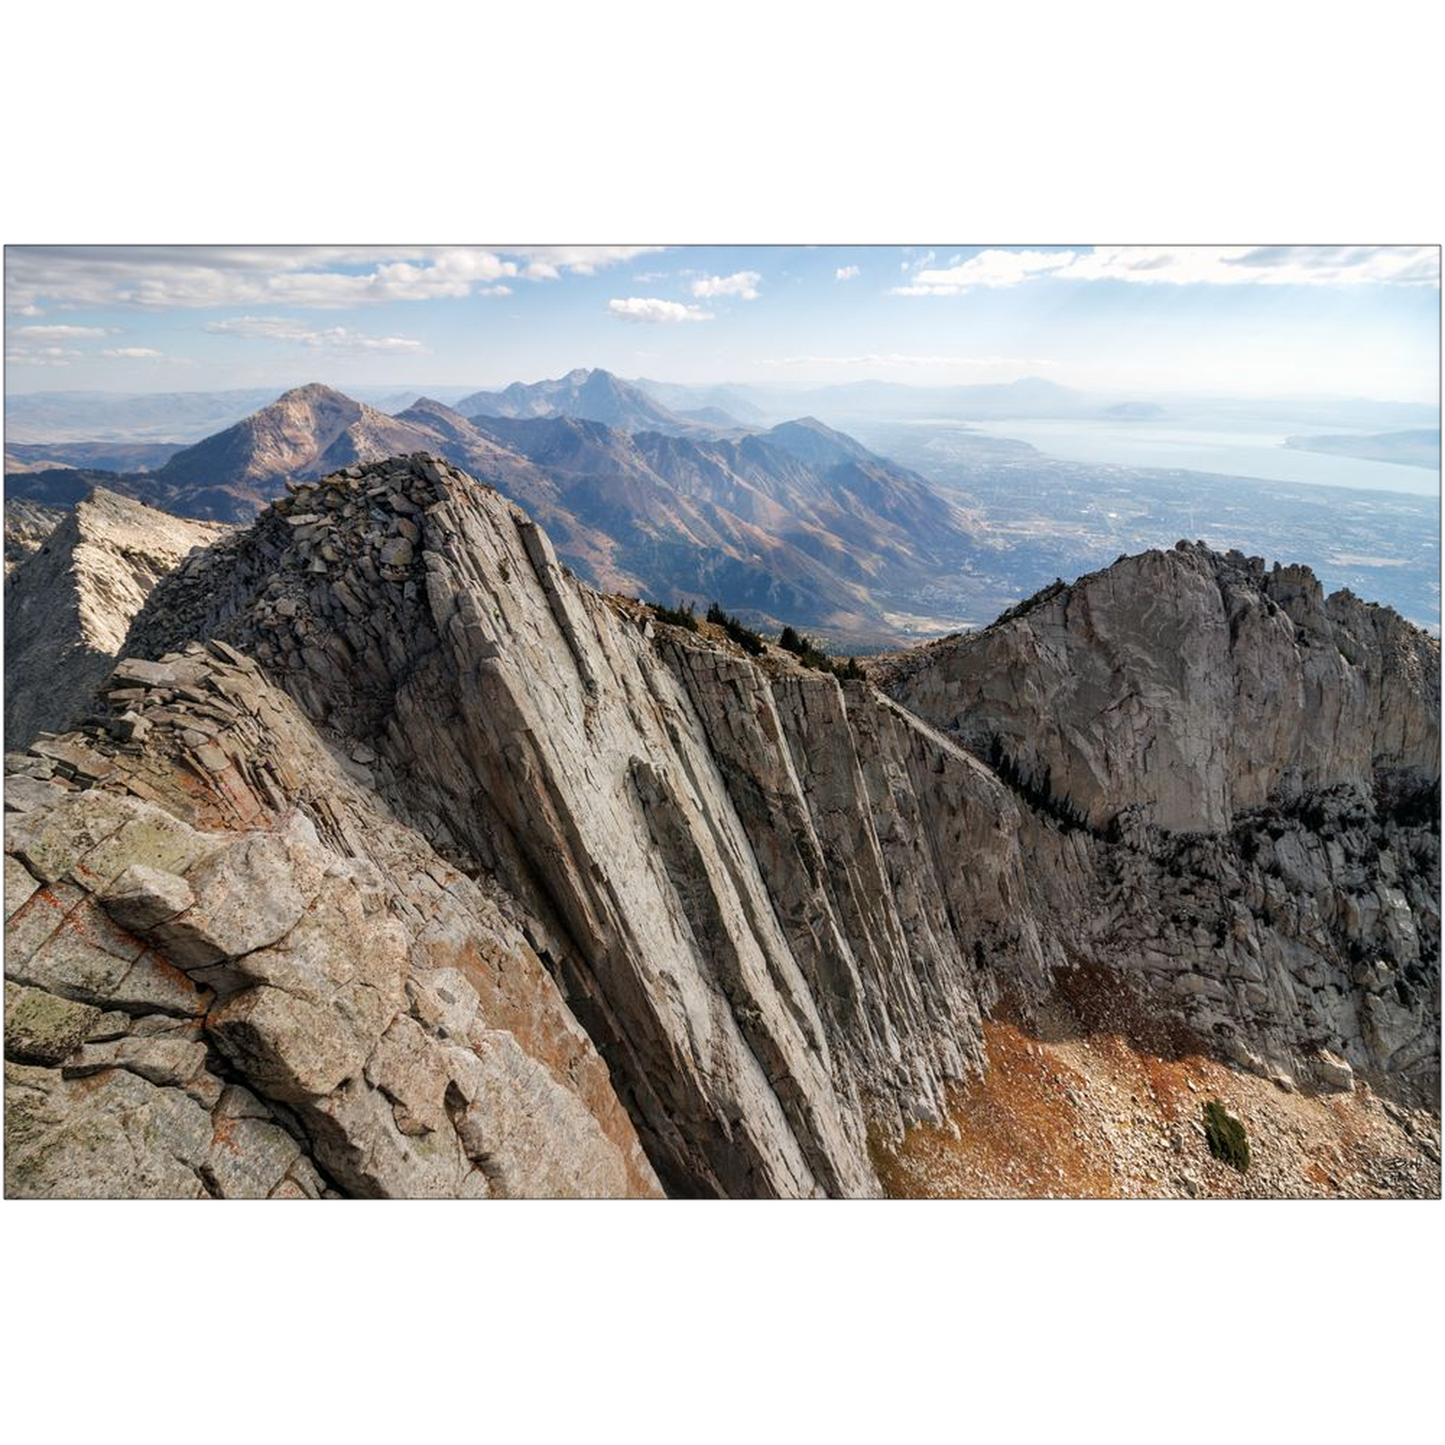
879;539;1440;835
4;487;229;748
456;367;711;434
120;454;1057;1191
7;455;1439;1197
128;457;1438;1140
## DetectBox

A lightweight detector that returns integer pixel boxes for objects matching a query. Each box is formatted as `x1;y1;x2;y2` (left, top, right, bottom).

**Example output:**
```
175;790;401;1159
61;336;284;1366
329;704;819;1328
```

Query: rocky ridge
4;489;230;749
3;496;64;575
456;366;723;435
115;454;1048;1194
6;456;1439;1196
5;643;659;1198
877;544;1439;833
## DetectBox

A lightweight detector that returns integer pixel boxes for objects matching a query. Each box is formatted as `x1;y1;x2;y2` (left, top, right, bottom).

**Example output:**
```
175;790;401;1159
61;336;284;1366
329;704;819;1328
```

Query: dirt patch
875;969;1440;1199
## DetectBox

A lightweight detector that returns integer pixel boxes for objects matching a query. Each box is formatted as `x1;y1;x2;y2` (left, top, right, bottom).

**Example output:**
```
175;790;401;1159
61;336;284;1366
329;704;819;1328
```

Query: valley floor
875;974;1442;1200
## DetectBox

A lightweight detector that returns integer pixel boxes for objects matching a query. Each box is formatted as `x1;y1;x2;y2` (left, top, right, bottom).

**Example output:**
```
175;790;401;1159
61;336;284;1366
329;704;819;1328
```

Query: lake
961;419;1441;498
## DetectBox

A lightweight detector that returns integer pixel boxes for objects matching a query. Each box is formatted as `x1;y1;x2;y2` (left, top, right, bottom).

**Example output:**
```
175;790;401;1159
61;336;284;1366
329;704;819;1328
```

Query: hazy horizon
5;245;1440;404
6;372;1444;412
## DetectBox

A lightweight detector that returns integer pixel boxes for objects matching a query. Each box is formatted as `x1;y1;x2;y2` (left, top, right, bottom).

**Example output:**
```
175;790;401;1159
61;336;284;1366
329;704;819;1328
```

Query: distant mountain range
11;374;1436;447
5;376;990;640
4;440;186;474
3;388;286;444
10;370;1437;641
1284;429;1440;470
456;367;743;435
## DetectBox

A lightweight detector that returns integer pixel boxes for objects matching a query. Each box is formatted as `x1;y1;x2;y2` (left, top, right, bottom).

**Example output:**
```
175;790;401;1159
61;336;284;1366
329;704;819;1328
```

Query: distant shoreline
1284;428;1440;471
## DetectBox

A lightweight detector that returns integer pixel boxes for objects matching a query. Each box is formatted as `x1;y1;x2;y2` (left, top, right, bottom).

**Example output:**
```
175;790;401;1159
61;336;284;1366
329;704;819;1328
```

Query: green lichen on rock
1202;1098;1250;1173
4;981;102;1066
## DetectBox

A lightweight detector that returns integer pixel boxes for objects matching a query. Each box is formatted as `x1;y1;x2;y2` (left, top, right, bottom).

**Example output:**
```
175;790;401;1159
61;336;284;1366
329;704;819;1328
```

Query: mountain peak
4;486;228;746
456;367;694;434
274;381;355;406
763;416;877;467
405;395;460;417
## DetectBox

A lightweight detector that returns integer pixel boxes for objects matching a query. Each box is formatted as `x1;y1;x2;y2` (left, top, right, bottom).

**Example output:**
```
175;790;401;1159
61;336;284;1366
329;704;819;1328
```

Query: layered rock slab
4;644;660;1199
120;455;1052;1195
4;487;230;748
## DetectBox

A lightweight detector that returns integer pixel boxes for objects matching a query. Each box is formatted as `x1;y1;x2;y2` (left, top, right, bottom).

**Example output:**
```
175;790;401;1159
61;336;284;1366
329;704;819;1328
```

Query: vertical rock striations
115;455;1061;1194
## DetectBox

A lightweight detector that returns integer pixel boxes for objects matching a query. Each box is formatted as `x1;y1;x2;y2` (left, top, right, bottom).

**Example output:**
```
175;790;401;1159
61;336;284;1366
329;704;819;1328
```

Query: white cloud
204;316;426;353
892;244;1441;294
16;323;116;338
835;265;860;281
1061;244;1440;286
4;342;80;366
893;249;1076;294
4;245;664;312
691;270;761;300
101;347;163;359
607;297;713;324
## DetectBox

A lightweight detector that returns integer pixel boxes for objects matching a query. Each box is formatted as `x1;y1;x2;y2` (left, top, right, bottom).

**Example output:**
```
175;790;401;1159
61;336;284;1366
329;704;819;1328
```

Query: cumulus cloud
607;297;714;324
691;271;761;300
4;245;664;312
892;245;1440;294
835;265;861;281
205;316;426;352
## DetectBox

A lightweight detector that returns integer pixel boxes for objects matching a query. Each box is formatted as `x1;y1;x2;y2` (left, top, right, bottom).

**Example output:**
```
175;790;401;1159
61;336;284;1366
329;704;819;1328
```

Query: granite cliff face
4;489;229;749
878;545;1441;1093
5;458;1438;1197
878;545;1439;834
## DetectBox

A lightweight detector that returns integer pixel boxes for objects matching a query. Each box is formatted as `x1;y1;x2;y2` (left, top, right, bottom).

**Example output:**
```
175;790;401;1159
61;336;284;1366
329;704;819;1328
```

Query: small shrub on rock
1202;1099;1250;1173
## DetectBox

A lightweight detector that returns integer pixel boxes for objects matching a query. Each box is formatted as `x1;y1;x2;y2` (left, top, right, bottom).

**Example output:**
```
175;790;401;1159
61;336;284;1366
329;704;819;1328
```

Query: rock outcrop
878;544;1439;834
4;488;230;748
4;497;64;575
878;544;1441;1093
4;645;659;1198
6;460;1438;1197
114;455;1043;1195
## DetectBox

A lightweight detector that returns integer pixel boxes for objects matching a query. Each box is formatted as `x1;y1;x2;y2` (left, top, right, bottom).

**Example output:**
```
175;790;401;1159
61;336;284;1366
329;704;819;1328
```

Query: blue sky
5;244;1439;401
